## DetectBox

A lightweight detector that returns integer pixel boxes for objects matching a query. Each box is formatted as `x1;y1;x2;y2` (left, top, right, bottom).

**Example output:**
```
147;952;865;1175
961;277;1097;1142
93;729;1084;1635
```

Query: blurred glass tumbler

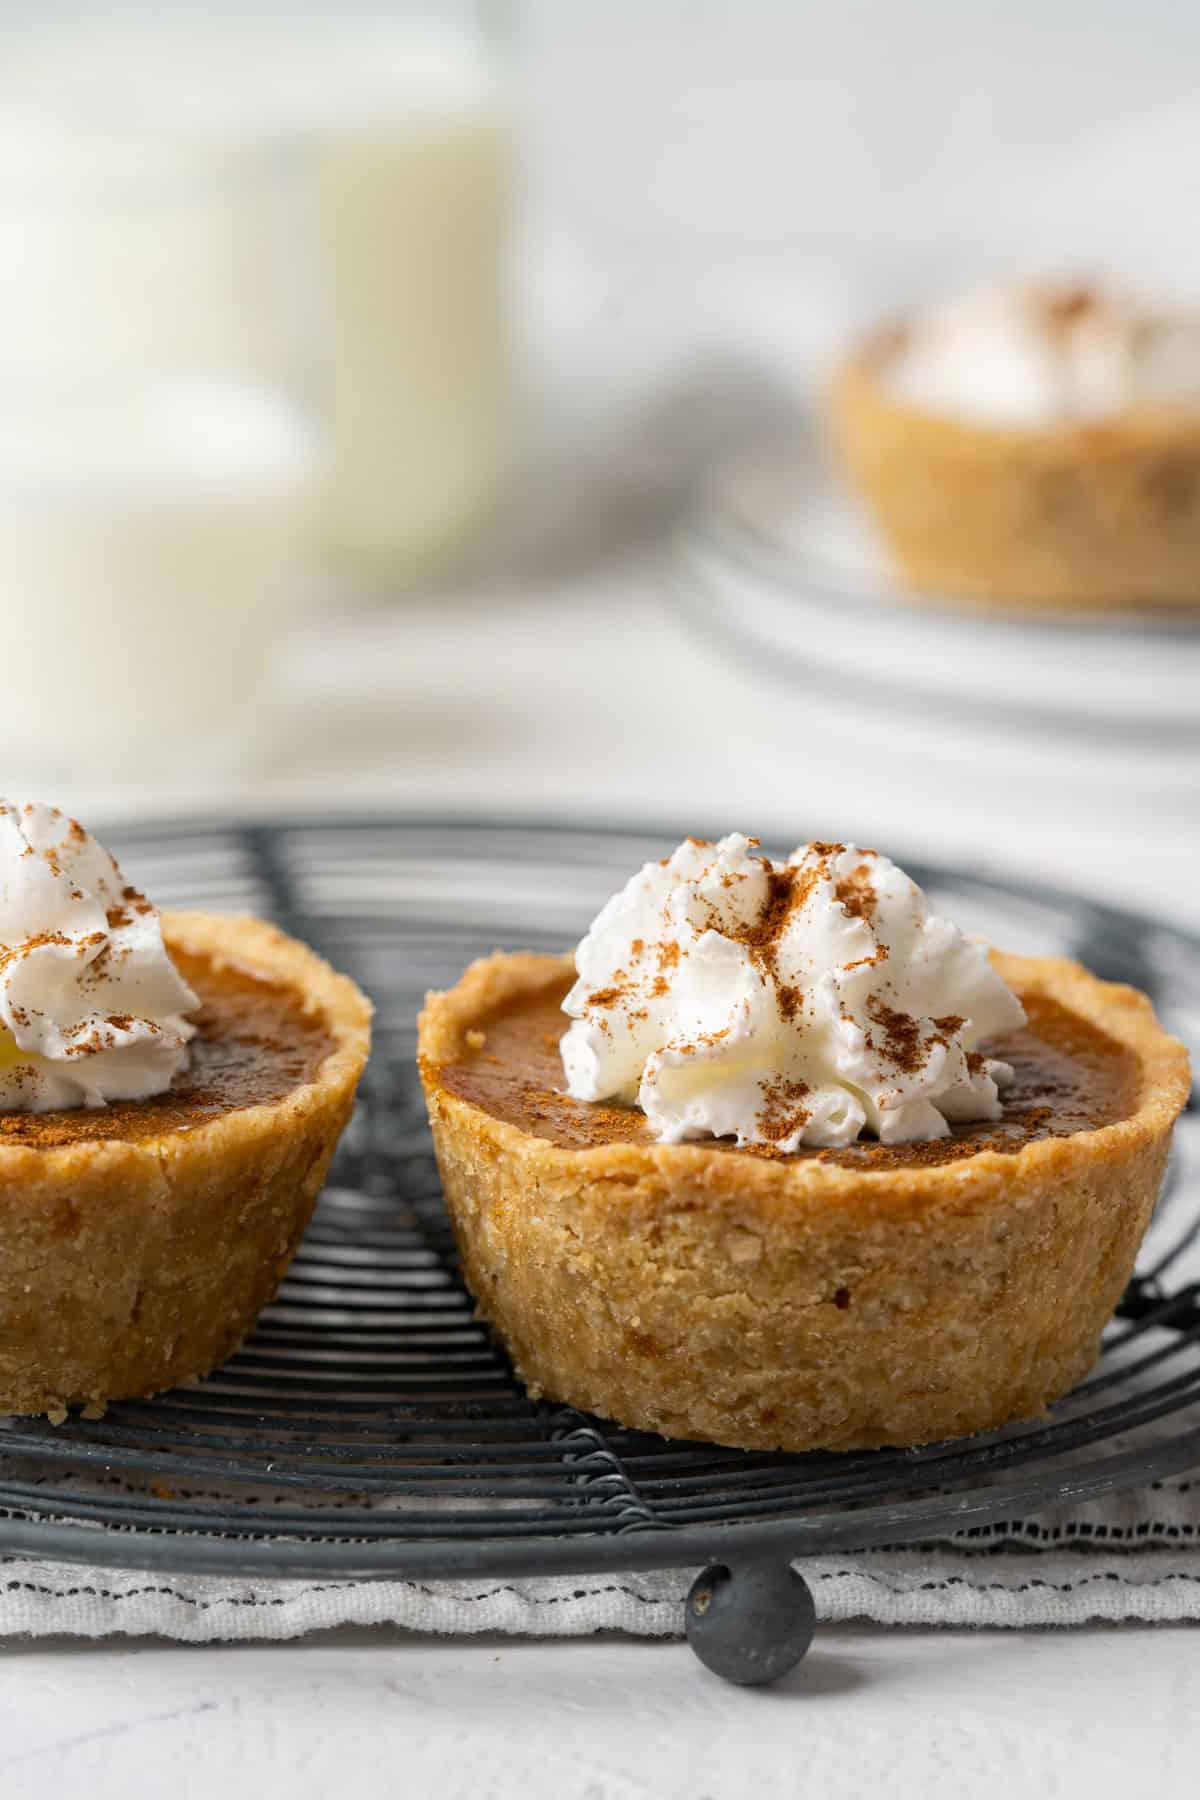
0;380;318;779
314;15;515;583
0;5;515;595
0;80;298;390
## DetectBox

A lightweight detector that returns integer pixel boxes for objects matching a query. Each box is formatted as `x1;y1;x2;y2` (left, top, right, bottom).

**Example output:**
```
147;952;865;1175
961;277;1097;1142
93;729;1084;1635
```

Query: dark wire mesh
0;817;1197;1581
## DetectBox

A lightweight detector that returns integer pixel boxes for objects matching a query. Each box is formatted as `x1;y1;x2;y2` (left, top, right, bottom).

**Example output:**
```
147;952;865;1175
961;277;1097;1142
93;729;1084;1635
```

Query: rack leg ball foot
686;1558;816;1685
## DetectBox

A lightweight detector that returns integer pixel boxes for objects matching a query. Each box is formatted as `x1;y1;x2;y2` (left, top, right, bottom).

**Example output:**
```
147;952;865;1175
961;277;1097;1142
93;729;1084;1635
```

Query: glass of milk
0;10;335;785
0;378;319;785
0;25;303;390
308;7;515;585
0;0;515;800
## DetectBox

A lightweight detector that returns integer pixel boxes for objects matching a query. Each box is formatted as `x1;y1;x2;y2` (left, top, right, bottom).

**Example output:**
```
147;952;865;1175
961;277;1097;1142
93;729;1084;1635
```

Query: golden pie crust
829;325;1200;611
419;950;1190;1452
0;911;371;1417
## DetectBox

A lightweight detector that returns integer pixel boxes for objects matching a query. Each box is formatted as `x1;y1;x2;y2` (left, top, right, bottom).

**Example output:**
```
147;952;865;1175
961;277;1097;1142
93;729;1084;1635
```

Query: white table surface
9;559;1198;1799
3;1622;1198;1799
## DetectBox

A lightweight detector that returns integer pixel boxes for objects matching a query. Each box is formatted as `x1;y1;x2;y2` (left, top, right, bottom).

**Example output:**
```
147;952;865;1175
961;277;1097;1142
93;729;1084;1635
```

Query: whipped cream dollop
561;835;1026;1150
0;801;197;1111
884;283;1200;427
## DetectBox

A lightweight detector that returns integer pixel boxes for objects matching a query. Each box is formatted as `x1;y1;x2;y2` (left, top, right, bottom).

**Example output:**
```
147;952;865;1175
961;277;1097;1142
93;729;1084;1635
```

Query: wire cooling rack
0;817;1197;1684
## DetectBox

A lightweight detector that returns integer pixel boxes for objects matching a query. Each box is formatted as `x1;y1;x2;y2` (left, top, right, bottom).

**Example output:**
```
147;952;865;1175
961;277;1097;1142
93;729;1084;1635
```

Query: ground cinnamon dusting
756;1077;811;1143
844;947;887;971
834;861;878;924
584;983;628;1010
1042;286;1097;332
723;859;817;992
776;982;802;1022
866;996;928;1076
105;889;153;931
0;931;72;974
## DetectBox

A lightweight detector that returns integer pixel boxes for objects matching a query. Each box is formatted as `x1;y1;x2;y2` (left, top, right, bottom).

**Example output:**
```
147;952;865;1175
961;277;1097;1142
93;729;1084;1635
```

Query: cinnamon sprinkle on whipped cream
560;835;1026;1149
0;801;197;1111
884;281;1200;427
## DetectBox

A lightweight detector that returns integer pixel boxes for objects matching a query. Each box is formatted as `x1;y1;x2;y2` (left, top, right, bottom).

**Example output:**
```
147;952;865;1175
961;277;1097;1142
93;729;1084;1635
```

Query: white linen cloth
3;1418;1197;1641
2;1503;1199;1642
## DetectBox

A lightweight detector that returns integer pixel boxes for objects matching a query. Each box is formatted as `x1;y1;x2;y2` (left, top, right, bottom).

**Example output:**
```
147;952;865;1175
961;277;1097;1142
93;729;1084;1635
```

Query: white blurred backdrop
0;0;1195;921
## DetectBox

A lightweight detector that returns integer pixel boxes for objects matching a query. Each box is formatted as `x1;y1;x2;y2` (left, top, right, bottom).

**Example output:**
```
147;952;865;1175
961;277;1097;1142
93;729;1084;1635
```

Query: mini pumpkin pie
829;281;1200;611
419;837;1190;1453
0;803;371;1417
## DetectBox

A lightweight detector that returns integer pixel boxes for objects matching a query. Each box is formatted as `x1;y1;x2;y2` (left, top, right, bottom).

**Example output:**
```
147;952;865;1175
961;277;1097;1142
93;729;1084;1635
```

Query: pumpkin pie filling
0;948;336;1149
432;970;1141;1169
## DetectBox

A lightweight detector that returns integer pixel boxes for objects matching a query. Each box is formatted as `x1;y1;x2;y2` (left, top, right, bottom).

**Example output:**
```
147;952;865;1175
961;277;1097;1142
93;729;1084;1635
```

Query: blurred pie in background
829;282;1200;611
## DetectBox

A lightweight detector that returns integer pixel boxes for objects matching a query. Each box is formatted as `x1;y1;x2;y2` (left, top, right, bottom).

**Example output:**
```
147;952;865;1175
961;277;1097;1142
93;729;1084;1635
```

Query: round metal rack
1;818;1197;1684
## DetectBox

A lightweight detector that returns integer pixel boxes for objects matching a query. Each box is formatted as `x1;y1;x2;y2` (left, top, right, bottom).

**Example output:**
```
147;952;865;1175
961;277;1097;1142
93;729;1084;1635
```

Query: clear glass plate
677;424;1200;741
